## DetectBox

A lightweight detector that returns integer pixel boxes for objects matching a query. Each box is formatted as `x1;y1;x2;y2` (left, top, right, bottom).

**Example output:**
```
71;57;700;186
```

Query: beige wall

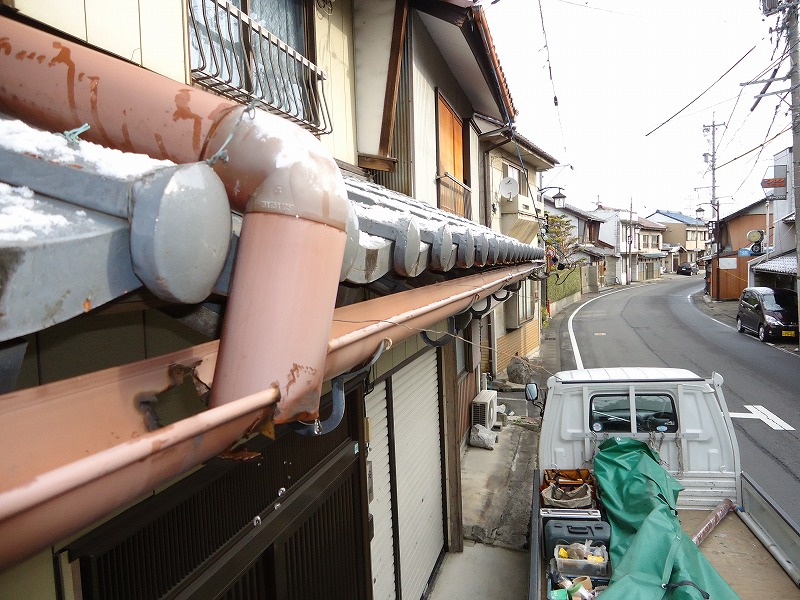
12;0;189;82
316;0;358;165
411;12;473;207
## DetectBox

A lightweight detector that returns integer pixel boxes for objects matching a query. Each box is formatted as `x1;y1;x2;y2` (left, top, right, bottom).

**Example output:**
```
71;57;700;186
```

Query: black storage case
543;519;611;562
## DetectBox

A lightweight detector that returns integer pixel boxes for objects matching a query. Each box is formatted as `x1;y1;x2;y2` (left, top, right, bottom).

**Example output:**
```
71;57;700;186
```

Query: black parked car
677;262;697;275
736;287;799;342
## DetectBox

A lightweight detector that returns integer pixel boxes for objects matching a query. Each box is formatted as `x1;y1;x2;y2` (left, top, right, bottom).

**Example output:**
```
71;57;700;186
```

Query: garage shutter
392;350;443;599
365;381;396;600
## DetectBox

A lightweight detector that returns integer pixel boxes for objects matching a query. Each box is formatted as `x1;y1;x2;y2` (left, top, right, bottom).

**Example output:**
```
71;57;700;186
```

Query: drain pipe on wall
0;16;354;425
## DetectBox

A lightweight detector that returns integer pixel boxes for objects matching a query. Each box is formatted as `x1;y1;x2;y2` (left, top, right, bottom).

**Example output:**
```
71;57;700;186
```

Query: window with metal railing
437;173;472;219
189;0;332;135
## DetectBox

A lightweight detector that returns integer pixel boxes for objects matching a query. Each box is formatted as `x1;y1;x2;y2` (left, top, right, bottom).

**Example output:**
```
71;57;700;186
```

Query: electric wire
646;46;756;137
536;0;568;157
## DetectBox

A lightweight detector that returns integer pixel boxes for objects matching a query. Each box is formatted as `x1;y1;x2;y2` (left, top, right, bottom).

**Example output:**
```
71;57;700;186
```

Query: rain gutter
0;263;535;570
0;15;540;570
0;16;353;424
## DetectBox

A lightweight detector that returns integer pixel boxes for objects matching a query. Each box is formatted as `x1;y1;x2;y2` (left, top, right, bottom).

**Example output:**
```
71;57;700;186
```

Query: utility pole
790;6;800;350
704;119;725;301
627;198;634;285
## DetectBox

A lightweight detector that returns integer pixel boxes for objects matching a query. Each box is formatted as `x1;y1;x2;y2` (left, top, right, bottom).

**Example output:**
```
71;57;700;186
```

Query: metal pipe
691;498;736;546
737;509;800;586
325;264;537;379
0;16;352;424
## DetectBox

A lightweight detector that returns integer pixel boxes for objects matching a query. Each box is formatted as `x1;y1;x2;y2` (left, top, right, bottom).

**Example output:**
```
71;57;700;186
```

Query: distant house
707;198;775;300
544;196;604;259
637;216;667;280
748;148;797;290
592;204;640;284
648;210;707;269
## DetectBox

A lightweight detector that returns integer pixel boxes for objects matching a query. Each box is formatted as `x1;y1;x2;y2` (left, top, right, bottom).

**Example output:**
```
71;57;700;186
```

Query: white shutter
392;350;443;599
365;381;396;600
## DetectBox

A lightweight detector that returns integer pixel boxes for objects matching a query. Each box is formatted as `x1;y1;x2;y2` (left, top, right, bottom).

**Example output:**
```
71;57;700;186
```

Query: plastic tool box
543;519;611;562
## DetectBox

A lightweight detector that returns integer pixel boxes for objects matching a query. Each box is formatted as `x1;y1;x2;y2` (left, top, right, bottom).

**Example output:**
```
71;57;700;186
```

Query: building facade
0;2;553;598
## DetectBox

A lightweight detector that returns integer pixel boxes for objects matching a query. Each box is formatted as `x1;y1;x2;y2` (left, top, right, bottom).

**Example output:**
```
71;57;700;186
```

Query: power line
536;0;568;157
646;46;756;137
715;123;791;169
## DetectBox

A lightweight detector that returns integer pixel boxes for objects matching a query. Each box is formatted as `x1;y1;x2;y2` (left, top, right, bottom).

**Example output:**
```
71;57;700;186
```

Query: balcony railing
437;173;472;220
189;0;332;135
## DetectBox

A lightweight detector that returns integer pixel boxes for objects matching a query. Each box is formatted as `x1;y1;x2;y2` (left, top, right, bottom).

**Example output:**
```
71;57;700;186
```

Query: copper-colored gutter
0;263;533;570
0;341;278;571
0;16;351;423
0;15;538;571
326;264;537;378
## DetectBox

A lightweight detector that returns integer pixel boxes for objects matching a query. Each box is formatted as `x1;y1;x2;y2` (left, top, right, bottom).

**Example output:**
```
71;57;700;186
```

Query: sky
483;0;792;219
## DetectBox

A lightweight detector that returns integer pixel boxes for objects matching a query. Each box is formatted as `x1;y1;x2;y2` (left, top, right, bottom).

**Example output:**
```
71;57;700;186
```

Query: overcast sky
484;0;791;219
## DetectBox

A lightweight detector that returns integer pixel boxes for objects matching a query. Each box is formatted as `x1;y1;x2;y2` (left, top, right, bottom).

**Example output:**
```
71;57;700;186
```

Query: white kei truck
528;367;800;599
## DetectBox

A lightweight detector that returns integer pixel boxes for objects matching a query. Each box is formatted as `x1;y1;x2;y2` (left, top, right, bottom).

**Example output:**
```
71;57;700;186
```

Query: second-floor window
502;163;528;197
437;94;471;218
189;0;332;134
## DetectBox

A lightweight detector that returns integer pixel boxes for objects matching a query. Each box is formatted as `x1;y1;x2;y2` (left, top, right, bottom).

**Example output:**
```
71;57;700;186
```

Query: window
505;279;537;329
502;162;528;197
437;95;471;218
590;394;631;433
189;0;331;134
590;392;678;433
634;393;677;433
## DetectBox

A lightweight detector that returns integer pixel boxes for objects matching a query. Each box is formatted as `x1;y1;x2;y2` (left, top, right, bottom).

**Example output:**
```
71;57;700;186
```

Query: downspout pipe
0;16;354;424
0;264;534;570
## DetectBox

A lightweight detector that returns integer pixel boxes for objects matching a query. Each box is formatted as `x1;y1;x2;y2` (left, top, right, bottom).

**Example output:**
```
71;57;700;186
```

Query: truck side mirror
525;382;539;402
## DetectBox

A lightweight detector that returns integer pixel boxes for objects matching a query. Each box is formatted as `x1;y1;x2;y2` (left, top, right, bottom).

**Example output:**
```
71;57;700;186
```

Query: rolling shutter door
365;381;396;600
392;350;443;599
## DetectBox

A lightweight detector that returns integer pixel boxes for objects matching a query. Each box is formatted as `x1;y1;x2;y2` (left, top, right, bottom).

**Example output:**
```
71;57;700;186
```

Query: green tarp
592;438;740;600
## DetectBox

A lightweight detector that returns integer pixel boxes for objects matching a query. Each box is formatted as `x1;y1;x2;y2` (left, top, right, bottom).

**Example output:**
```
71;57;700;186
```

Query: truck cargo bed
678;509;800;599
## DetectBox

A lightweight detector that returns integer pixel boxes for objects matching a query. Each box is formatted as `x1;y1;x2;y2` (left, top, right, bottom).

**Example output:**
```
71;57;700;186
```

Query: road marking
729;405;795;430
568;288;629;369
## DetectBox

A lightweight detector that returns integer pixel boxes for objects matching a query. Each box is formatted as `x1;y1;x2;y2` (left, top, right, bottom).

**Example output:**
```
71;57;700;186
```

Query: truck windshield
590;393;677;434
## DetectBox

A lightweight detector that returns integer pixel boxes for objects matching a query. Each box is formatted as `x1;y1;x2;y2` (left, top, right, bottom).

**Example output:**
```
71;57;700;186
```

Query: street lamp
695;206;705;264
540;186;567;208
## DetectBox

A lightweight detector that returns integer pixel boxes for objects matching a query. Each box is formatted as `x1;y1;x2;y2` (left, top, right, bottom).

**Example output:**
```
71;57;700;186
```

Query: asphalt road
554;276;800;524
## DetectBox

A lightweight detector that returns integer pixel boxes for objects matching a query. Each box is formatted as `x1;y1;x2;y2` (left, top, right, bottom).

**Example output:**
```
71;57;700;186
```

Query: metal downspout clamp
290;339;391;436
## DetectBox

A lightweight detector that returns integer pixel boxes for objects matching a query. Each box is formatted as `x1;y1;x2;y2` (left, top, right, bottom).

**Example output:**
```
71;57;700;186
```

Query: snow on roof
0;183;71;242
752;253;797;275
0;118;174;179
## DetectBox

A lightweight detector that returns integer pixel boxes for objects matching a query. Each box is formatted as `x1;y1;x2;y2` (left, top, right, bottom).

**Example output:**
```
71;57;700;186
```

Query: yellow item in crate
558;547;569;559
586;554;605;563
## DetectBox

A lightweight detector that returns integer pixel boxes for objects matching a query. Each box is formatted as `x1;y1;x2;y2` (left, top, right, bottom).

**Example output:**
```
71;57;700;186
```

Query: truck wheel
736;317;745;333
758;325;767;342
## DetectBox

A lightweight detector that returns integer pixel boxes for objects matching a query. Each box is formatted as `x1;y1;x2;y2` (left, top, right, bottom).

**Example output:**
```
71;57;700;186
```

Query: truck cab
538;367;740;511
533;367;800;599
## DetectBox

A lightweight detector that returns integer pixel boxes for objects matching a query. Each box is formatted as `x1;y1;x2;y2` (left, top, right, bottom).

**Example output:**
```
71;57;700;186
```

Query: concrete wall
13;0;189;82
317;0;358;164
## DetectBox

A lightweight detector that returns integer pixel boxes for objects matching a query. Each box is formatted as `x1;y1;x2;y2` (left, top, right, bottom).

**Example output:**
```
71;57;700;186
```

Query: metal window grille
437;173;472;219
189;0;333;135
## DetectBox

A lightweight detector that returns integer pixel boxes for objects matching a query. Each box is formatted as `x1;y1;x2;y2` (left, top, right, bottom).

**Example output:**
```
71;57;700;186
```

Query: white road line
729;405;795;430
567;288;628;370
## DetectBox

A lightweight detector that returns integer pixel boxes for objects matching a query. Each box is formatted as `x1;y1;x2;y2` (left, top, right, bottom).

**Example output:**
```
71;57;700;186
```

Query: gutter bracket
291;339;390;436
420;316;458;347
492;280;521;302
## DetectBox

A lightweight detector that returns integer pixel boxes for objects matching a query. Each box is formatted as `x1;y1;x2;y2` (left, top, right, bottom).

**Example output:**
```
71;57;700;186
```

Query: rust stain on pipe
0;16;351;423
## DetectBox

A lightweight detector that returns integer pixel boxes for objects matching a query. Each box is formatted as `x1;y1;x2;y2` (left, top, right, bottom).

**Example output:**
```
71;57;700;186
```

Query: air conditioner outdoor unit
471;390;498;429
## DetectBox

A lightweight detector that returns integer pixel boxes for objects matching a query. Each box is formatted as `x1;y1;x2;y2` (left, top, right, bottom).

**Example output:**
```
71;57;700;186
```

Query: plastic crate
554;544;609;577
